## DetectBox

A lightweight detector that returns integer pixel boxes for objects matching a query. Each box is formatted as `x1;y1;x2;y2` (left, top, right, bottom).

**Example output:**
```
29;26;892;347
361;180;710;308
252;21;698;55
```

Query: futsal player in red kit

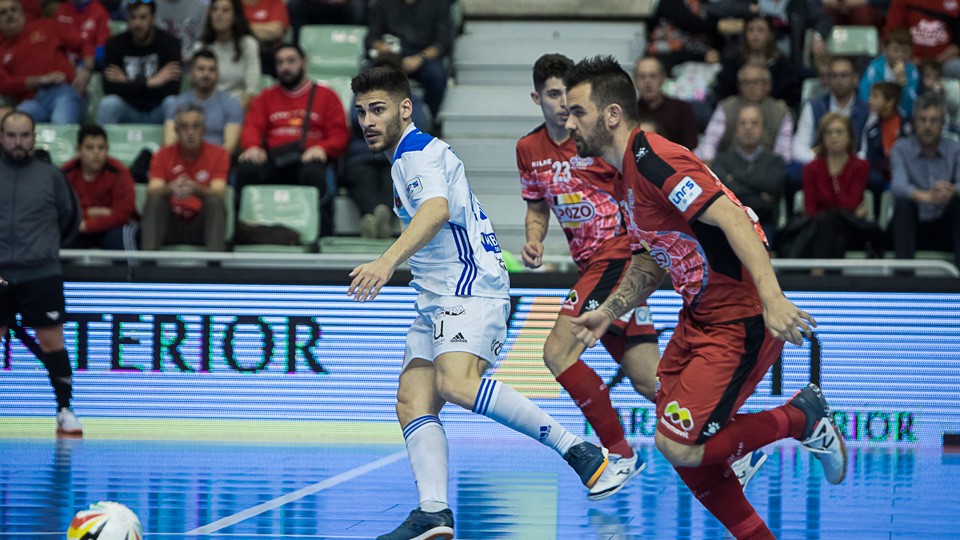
518;53;767;499
563;56;847;539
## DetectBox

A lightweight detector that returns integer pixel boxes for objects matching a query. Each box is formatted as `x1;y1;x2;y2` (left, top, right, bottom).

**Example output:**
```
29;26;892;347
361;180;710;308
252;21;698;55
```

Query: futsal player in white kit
348;66;610;540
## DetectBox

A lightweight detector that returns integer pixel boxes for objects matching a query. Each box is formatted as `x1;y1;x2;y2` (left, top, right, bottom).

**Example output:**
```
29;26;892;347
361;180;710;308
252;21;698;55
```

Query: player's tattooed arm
599;252;665;322
524;200;550;243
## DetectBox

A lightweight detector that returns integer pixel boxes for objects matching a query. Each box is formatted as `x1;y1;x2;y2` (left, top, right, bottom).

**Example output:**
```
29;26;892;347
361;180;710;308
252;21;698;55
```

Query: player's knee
655;431;703;467
541;336;568;372
631;379;657;403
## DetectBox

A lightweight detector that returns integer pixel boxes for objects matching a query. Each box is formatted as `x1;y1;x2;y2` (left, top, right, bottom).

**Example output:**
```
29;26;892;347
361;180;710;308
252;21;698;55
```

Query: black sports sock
40;349;72;411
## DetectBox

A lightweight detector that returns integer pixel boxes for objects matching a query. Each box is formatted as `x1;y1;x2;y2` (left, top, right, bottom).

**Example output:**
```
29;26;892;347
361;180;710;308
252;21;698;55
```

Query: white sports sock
402;415;448;512
473;378;582;456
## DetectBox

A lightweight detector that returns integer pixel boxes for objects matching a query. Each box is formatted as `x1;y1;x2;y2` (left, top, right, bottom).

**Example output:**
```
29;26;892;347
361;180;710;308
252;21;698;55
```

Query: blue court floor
1;435;958;539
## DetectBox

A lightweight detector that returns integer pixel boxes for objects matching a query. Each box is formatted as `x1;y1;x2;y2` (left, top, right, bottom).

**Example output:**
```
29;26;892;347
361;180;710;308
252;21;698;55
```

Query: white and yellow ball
66;501;143;540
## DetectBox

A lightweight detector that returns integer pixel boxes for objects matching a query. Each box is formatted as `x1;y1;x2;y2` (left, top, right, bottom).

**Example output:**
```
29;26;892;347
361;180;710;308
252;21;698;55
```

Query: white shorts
403;291;510;370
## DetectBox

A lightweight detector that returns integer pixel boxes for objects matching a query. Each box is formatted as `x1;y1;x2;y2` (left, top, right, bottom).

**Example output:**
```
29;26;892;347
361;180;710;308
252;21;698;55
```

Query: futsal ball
66;501;143;540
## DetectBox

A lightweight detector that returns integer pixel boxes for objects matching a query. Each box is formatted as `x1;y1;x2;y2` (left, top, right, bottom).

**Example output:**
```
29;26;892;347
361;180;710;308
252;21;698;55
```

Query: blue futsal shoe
377;508;454;540
563;441;609;489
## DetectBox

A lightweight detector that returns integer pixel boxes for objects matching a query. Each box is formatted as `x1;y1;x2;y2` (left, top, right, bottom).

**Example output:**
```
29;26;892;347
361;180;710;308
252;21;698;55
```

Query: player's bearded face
573;115;612;158
366;105;404;153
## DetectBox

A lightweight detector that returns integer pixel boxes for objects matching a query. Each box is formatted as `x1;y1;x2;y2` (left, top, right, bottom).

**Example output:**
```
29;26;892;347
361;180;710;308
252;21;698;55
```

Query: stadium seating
104;124;164;166
235;185;320;252
315;76;354;114
34;123;79;166
828;26;879;57
299;25;366;79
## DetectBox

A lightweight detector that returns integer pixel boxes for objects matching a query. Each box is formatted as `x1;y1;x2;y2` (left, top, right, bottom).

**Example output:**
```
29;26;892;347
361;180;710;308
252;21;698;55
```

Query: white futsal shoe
731;449;768;489
790;383;847;484
588;450;645;500
56;408;83;437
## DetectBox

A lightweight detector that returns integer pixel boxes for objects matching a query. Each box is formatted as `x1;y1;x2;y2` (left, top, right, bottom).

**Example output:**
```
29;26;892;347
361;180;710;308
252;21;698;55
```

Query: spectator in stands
237;44;349;235
712;15;803;111
289;0;365;44
632;56;699;149
342;53;429;239
858;29;920;118
793;57;870;166
143;104;228;251
885;0;960;79
96;0;182;125
155;0;207;61
696;62;793;164
859;82;911;215
801;113;881;263
0;0;93;125
55;0;111;68
62;125;137;250
822;0;882;28
0;110;83;436
712;104;786;242
755;0;832;68
644;0;747;73
163;50;243;155
365;0;452;122
890;93;960;268
198;0;260;109
240;0;288;77
918;59;960;124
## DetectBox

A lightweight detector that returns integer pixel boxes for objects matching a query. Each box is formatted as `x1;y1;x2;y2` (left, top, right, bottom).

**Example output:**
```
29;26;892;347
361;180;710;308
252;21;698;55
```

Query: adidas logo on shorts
450;333;467;343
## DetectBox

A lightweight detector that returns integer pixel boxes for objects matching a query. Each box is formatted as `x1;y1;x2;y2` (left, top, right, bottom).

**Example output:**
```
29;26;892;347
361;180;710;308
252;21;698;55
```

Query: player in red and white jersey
517;54;659;501
564;56;848;540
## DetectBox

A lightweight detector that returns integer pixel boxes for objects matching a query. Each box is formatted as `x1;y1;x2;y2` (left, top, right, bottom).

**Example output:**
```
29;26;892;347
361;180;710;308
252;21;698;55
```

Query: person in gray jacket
0;110;83;436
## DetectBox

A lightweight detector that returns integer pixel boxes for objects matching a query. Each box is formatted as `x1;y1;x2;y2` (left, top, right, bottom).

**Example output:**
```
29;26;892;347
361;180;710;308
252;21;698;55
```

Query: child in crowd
860;81;911;215
858;28;919;118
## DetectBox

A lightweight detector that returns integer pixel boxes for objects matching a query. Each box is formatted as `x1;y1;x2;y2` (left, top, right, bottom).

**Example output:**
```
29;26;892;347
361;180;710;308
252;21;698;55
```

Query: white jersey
389;124;510;299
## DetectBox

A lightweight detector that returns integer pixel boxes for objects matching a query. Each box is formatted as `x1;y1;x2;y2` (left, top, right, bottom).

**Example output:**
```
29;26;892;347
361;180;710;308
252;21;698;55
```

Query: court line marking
185;450;408;535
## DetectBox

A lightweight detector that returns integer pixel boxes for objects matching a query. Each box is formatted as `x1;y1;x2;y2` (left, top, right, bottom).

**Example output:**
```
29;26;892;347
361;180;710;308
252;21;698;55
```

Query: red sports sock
700;404;806;466
675;463;775;540
556;360;633;457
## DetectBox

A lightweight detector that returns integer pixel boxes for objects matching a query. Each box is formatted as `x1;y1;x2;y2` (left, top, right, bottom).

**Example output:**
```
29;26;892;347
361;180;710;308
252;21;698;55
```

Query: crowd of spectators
0;0;957;268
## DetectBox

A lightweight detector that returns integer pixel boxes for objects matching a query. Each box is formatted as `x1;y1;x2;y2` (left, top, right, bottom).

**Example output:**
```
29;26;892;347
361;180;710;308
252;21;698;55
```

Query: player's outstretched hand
570;310;613;348
521;241;544;269
763;295;816;346
348;258;395;302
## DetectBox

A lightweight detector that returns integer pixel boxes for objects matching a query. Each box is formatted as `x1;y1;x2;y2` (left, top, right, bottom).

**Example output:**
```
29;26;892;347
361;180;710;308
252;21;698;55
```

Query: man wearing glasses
142;104;228;251
96;0;182;125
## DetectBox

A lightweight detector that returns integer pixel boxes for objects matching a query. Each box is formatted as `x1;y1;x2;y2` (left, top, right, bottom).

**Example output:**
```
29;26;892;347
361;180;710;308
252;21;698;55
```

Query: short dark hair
175;103;206;120
914;92;945;117
829;55;856;72
351;66;411;102
1;110;34;132
77;124;108;147
191;48;218;65
126;0;156;15
870;81;902;105
275;43;305;60
532;53;573;93
563;55;639;123
885;28;912;47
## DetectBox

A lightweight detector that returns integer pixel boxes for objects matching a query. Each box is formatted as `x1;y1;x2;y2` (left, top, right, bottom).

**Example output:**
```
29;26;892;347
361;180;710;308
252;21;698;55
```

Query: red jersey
517;124;631;268
802;156;869;216
62;157;137;233
618;129;765;324
56;0;111;61
241;82;349;158
242;0;290;28
0;18;92;101
885;0;960;58
149;142;230;219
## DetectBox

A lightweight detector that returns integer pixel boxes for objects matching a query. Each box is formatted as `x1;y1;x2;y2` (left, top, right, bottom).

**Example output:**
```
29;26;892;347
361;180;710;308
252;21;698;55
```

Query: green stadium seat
801;78;824;106
314;76;354;113
104;124;164;166
259;74;275;91
108;21;127;35
235;185;319;252
319;236;393;254
34;123;79;166
85;72;103;124
943;78;960;122
828;26;879;57
879;190;894;231
300;24;366;78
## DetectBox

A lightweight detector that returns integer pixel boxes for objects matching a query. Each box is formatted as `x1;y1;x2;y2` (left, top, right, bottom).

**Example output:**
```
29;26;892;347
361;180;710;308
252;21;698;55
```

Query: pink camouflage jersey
617;129;768;324
517;124;631;269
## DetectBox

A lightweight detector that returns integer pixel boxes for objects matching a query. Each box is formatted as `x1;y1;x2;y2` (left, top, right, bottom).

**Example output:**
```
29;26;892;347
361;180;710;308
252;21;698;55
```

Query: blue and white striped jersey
389;124;510;299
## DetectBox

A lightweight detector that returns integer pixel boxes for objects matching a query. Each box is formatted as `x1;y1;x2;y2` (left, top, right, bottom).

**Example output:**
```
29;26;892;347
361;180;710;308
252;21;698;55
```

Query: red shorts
655;309;784;445
560;257;658;362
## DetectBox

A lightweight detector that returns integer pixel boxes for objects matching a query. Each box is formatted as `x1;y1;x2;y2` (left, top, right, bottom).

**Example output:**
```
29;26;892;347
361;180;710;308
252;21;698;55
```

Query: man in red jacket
0;0;93;124
237;44;349;236
62;125;137;250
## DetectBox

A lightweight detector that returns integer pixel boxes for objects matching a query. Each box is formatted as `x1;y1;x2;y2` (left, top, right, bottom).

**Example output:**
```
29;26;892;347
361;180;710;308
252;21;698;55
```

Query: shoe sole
408;526;453;540
56;429;82;439
588;460;646;501
821;421;848;485
584;451;610;489
738;452;768;490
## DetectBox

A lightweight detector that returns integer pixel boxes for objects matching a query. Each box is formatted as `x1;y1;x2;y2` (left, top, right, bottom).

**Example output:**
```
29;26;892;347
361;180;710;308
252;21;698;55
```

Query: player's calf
655;431;705;468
